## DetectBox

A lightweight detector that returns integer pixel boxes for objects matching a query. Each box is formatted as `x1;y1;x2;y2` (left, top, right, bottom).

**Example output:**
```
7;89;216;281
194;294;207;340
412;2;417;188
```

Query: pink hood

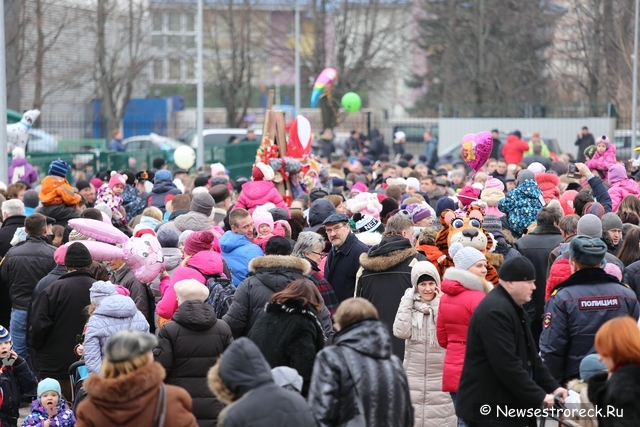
609;178;640;212
608;164;627;184
234;180;287;214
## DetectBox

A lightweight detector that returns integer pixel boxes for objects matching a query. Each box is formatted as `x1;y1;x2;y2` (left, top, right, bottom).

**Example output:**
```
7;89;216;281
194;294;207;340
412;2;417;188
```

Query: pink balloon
64;241;124;261
68;218;128;244
123;233;165;283
461;131;493;172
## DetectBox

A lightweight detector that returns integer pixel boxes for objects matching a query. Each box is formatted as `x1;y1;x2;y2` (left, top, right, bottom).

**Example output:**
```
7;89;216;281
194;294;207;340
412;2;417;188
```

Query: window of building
153;60;164;81
152;35;163;48
168;13;181;32
185;13;195;32
169;59;181;80
185;35;195;48
186;60;195;80
168;35;181;48
152;13;163;32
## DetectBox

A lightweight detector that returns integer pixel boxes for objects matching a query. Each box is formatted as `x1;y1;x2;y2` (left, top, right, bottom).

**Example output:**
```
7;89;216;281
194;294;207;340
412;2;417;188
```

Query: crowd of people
1;127;640;427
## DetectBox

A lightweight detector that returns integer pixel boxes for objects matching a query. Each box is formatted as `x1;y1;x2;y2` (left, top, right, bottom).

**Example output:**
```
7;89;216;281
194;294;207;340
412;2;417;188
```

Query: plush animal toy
435;206;499;286
66;218;165;283
7;109;40;151
346;192;383;219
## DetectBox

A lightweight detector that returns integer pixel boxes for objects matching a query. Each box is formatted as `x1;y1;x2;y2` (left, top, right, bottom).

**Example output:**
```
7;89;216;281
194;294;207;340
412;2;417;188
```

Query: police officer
540;235;640;384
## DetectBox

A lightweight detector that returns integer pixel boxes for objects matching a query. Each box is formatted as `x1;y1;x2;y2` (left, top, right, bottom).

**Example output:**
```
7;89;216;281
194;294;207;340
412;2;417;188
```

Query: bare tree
4;0;29;110
95;0;153;133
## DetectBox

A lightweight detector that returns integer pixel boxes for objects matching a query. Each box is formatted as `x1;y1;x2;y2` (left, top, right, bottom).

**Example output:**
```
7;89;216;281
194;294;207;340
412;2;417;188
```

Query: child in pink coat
608;163;640;212
585;135;617;180
234;162;287;214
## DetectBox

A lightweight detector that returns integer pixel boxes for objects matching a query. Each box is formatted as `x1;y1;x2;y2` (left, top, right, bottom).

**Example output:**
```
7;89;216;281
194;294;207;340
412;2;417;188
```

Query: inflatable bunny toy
7;109;40;151
66;218;164;283
346;192;383;219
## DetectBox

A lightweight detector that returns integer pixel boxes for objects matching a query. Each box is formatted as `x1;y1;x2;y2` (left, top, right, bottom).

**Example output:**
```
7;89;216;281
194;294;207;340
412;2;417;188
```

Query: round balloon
341;92;362;113
173;145;196;170
461;131;492;173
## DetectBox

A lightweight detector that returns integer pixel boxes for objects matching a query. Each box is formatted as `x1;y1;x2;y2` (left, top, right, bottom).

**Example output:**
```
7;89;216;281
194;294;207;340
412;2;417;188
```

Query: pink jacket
436;268;486;392
585;144;617;173
233;180;287;214
156;251;225;319
609;179;640;212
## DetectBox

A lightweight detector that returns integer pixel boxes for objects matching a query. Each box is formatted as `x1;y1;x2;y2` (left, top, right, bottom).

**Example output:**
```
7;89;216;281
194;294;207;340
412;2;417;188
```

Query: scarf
411;295;437;347
12;165;25;184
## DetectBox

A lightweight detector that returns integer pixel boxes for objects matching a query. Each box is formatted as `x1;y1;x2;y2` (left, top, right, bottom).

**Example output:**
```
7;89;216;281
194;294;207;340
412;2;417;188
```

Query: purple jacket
8;157;38;184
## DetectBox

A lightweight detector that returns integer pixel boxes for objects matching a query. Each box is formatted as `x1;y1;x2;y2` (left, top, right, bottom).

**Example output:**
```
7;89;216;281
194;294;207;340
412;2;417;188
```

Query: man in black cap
323;213;369;303
75;180;96;207
152;157;167;171
540;235;639;384
29;242;95;398
456;256;566;427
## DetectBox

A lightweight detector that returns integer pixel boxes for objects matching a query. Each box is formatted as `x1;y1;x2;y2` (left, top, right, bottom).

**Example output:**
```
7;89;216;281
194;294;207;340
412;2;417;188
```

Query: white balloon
295;115;312;150
173;145;196;169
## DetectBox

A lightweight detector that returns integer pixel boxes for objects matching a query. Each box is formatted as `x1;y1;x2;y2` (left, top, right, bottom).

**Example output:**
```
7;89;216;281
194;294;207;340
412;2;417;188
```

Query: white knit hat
449;242;486;271
406;177;420;192
174;279;209;305
527;162;546;175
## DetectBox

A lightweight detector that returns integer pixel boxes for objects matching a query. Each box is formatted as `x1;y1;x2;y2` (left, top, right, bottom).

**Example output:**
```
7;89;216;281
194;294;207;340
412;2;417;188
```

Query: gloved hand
403;287;415;300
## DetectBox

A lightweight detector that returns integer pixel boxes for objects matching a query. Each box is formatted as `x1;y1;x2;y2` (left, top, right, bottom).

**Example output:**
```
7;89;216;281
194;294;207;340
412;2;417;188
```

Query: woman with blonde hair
76;330;197;426
394;261;456;427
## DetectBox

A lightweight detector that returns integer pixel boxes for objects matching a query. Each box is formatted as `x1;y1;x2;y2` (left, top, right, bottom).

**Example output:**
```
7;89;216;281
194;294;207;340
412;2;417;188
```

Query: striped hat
0;325;11;342
48;159;70;178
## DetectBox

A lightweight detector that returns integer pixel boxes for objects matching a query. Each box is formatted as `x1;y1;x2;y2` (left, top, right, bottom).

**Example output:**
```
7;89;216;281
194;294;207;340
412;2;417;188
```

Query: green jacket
524;140;550;157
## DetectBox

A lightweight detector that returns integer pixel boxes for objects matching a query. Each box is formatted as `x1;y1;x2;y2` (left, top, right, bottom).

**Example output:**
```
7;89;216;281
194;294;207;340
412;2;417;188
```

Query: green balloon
341;92;362;113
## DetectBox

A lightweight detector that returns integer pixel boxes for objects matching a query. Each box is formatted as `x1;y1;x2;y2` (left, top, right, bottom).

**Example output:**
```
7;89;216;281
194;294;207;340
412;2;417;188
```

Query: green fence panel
203;141;259;180
58;139;107;152
100;150;169;172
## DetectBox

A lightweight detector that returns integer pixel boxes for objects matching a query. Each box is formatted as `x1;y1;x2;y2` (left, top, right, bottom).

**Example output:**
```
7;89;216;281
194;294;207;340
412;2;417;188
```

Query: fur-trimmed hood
248;255;311;275
359;241;418;272
355;232;383;247
441;268;487;295
83;361;165;404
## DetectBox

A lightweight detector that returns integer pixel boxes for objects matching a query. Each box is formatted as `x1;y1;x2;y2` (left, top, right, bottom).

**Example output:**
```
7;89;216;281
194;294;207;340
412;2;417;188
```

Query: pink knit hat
484;177;504;191
351;182;367;195
54;245;67;266
253;209;274;232
109;172;127;189
457;186;480;207
184;230;215;256
604;263;622;281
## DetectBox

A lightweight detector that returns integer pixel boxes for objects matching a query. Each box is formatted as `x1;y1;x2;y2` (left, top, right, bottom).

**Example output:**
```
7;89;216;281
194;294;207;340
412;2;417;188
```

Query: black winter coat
588;364;640;427
0;215;25;327
0;358;38;427
248;301;325;396
514;225;563;343
214;338;317;427
624;258;640;300
154;301;233;427
0;235;56;311
456;285;559;427
540;268;639;383
325;232;369;302
28;270;94;379
37;204;80;228
222;255;333;338
148;180;181;213
308;319;413;427
356;236;426;360
576;133;595;162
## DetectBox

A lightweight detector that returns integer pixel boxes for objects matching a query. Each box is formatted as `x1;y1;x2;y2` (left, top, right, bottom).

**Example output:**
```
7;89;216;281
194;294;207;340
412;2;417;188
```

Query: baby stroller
68;360;89;409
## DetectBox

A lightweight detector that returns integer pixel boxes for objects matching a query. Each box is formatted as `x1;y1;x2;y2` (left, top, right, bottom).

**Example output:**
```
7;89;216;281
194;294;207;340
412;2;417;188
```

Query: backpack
187;265;236;318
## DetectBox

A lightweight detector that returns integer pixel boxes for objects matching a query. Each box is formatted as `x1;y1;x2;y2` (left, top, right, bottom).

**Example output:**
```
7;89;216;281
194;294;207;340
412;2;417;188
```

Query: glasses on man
325;224;347;235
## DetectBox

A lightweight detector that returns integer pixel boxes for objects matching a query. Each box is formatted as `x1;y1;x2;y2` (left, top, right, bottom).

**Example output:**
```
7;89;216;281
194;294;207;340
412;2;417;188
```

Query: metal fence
437;103;617;119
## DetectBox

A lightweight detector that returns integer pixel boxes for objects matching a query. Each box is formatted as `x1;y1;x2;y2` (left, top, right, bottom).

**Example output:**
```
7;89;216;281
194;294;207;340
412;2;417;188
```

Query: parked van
178;128;263;148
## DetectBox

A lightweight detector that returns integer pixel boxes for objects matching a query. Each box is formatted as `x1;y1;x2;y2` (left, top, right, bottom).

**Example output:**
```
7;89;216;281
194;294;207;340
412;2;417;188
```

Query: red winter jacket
436;268;487;392
545;258;572;301
535;173;560;204
501;135;530;165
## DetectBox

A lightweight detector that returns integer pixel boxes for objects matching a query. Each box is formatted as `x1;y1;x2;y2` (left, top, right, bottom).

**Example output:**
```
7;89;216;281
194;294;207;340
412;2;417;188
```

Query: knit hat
584;145;596;160
37;378;62;399
351;182;367;195
560;190;578;215
484;177;505;191
516;169;535;184
253;209;274;232
179;230;194;246
269;207;289;221
175;279;209;305
604;263;622;281
90;280;118;303
64;242;92;268
252;162;274;181
602;212;623;231
194;176;209;188
104;330;158;363
449;242;485;271
405;203;431;223
436;197;456;218
498;256;536;281
109;171;127;189
458;186;480;208
190;192;215;216
209;184;231;204
12;146;25;159
154;169;172;183
596;135;610;147
580;354;606;381
184;230;215;256
577;214;603;238
76;180;91;192
210;162;226;177
527;162;546;175
0;325;10;342
451;170;465;180
153;158;166;169
48;159;70;178
608;164;627;184
406;177;420;192
582;202;605;219
157;229;179;248
53;245;67;266
569;235;607;266
122;170;136;186
483;215;503;234
23;190;39;209
355;215;383;233
265;236;292;256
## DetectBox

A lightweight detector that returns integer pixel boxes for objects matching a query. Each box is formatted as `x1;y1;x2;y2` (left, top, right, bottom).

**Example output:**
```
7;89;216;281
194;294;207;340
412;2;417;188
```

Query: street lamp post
0;0;8;181
196;0;204;169
273;65;282;106
294;0;301;116
633;0;639;154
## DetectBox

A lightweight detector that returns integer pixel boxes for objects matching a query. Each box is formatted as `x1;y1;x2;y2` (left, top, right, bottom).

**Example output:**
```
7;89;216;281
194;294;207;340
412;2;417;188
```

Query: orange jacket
39;176;81;206
416;243;446;278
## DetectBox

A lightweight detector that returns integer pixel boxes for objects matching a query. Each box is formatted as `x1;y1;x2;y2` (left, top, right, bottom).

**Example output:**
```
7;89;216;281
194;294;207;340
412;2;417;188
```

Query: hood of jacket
83;361;165;405
608;164;627;184
248;255;311;292
410;260;441;289
611;178;640;194
218;338;273;399
38;203;81;221
480;188;505;206
308;199;336;227
220;230;253;252
152;180;178;194
173;300;217;330
94;294;138;318
441;268;486;296
516;178;544;199
28;398;70;418
163;247;183;271
334;319;391;359
535;173;560;190
168;208;189;222
185;250;224;276
355;232;383;247
139;216;161;231
241;180;277;200
359;236;417;272
370;128;381;139
173;210;212;232
11;157;28;167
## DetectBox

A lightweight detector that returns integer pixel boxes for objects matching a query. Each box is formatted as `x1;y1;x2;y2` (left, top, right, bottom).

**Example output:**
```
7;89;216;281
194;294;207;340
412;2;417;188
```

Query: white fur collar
442;267;487;292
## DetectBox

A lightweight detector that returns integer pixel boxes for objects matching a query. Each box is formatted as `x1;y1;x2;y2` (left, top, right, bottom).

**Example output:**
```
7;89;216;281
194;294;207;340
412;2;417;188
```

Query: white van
177;128;263;148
